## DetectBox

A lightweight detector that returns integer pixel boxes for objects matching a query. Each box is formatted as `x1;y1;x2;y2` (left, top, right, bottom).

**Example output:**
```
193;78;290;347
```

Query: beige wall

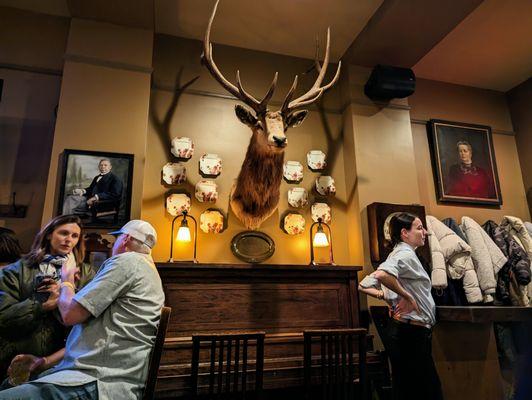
41;19;153;225
410;79;530;223
343;76;530;273
507;78;532;216
342;65;421;275
0;69;61;249
0;7;69;72
143;35;349;264
0;8;68;249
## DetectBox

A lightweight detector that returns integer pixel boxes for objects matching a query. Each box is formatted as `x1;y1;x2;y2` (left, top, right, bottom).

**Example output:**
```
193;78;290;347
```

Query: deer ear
285;110;308;128
235;105;258;127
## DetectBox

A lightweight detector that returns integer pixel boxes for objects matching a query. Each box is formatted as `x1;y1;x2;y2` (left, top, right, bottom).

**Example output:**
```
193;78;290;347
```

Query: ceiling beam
342;0;484;68
67;0;154;30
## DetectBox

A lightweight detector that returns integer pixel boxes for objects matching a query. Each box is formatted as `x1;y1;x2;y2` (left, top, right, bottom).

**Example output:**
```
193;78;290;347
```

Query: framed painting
57;149;134;228
427;119;502;206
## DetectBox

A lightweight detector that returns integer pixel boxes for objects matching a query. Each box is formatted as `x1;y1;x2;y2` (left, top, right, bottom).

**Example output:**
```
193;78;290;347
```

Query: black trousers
387;319;444;400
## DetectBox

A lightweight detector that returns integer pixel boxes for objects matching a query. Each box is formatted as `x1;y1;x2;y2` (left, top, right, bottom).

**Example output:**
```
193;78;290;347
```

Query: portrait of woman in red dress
428;119;502;206
446;141;496;198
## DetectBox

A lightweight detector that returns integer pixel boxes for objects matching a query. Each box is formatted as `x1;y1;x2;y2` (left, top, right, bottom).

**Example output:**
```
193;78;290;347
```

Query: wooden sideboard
154;263;366;398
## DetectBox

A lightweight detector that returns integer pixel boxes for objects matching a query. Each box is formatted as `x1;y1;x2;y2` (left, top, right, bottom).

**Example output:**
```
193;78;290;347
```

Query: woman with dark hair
0;215;94;382
359;212;442;400
0;228;22;268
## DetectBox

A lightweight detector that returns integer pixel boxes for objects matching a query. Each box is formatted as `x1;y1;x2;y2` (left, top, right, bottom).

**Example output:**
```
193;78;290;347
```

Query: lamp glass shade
176;226;192;242
313;231;329;247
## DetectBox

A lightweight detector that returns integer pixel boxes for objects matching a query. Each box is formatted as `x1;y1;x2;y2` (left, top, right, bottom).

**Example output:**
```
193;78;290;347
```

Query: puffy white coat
461;216;507;303
426;216;482;303
427;228;447;289
525;221;532;238
500;216;532;299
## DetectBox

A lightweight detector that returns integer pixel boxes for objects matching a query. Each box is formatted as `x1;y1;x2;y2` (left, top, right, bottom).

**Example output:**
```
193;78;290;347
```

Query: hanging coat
426;216;482;304
461;216;507;303
442;218;468;242
500;216;532;300
483;220;531;306
427;228;447;289
525;221;532;238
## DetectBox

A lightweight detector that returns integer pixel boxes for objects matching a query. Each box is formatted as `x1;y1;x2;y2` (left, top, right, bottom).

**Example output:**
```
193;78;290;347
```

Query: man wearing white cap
0;220;164;400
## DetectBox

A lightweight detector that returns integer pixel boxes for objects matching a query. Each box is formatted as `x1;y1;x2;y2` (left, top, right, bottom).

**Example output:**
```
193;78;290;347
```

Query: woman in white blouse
359;212;443;400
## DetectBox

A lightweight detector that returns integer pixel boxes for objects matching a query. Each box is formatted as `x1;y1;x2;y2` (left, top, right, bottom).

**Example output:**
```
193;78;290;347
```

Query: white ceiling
155;0;383;61
0;0;69;16
1;0;530;92
413;0;532;92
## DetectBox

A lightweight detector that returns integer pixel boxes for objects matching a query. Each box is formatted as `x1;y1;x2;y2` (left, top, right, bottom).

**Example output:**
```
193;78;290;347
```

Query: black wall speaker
364;65;416;101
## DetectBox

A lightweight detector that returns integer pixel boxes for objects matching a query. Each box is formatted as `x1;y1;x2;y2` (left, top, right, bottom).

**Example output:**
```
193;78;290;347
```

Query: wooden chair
191;331;265;399
90;198;121;223
304;328;368;400
83;233;113;270
143;306;172;400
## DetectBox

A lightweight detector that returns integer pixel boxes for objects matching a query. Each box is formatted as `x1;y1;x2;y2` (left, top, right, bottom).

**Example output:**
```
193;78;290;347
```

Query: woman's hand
39;278;60;311
7;354;46;386
393;293;420;318
61;253;79;284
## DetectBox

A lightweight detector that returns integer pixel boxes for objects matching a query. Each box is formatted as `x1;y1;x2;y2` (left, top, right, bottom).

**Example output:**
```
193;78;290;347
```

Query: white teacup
315;176;336;196
283;161;304;182
195;180;218;203
307;150;326;170
284;213;305;235
171;137;194;159
162;162;186;185
288;188;308;208
199;210;224;233
311;203;331;224
166;194;191;216
200;154;222;176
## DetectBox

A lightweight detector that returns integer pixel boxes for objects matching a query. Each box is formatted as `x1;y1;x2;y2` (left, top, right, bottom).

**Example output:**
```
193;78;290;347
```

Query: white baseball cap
109;220;157;249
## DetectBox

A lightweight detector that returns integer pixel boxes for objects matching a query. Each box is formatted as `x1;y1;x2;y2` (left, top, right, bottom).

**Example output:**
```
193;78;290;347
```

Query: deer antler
281;28;341;114
202;0;278;115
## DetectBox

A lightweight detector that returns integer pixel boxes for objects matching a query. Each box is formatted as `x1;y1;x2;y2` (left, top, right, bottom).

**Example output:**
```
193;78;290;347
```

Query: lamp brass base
168;258;198;264
309;261;336;266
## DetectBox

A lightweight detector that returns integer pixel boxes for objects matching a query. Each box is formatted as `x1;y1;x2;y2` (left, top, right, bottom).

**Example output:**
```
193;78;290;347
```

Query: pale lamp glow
177;226;191;242
313;231;329;247
169;210;198;263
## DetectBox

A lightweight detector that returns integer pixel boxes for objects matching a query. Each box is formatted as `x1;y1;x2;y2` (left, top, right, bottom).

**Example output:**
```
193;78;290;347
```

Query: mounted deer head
202;0;341;229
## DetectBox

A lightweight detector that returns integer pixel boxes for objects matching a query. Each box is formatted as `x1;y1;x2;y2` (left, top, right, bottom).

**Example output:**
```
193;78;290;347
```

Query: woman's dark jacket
483;220;531;304
0;258;94;378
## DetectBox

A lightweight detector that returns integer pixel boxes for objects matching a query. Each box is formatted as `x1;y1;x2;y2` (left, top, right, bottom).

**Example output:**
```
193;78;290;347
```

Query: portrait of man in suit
63;158;123;215
59;150;133;227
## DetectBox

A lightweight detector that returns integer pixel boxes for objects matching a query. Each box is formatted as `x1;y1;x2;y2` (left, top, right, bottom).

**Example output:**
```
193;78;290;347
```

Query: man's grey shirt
35;251;165;400
377;242;436;326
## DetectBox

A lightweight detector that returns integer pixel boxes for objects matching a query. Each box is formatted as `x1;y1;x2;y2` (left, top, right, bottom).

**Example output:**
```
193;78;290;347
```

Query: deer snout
273;136;287;147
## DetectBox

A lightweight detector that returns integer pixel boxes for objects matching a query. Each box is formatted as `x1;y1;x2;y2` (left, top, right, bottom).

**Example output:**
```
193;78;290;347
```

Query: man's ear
235;105;258;127
285;110;308;129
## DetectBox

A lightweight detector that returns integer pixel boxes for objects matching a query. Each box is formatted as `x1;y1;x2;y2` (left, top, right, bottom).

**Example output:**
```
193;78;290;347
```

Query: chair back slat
209;340;216;393
225;339;232;393
242;338;248;396
190;332;265;398
142;306;172;400
233;339;240;392
255;335;264;391
303;328;368;400
217;339;224;393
